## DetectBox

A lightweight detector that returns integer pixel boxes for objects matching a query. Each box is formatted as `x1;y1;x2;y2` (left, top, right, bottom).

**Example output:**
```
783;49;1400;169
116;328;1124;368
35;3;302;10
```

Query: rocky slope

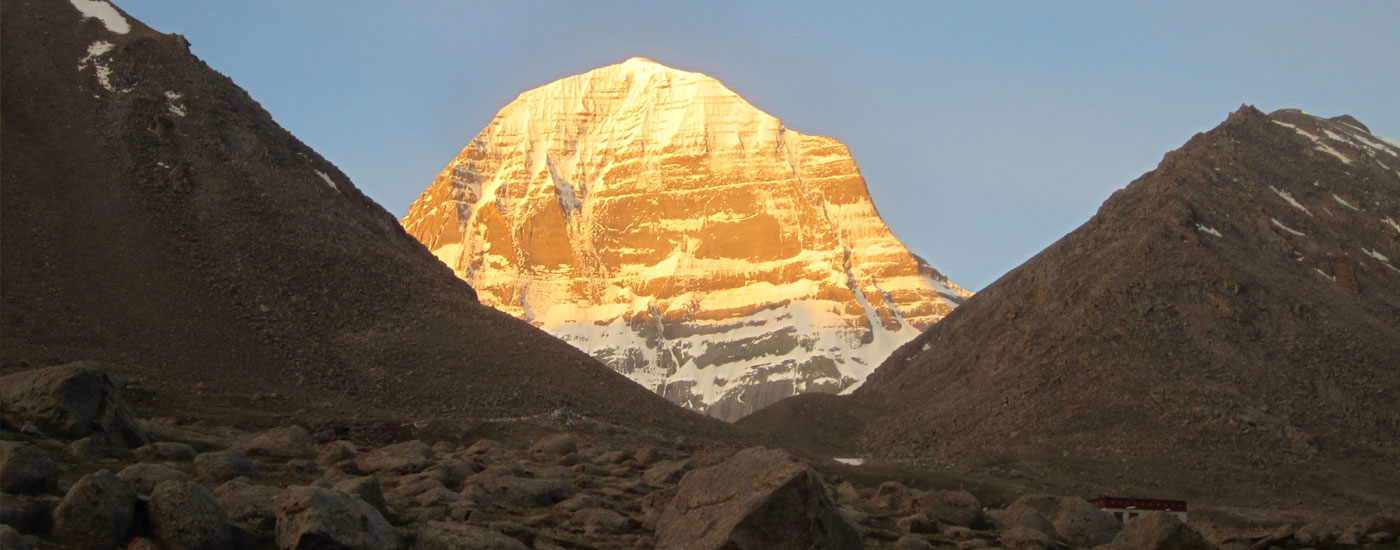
742;107;1400;511
9;363;1398;550
402;58;970;421
0;0;729;439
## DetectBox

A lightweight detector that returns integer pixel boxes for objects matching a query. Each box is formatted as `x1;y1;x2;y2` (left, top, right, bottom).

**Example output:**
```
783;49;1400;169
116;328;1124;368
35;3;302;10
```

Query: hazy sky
116;1;1398;291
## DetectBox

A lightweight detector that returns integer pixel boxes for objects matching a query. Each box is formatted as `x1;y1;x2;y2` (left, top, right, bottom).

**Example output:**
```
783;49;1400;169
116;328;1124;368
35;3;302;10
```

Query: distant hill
742;106;1400;511
0;0;729;440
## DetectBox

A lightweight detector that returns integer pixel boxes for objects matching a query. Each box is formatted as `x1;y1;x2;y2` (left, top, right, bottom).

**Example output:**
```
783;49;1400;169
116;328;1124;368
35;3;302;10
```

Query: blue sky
117;1;1398;291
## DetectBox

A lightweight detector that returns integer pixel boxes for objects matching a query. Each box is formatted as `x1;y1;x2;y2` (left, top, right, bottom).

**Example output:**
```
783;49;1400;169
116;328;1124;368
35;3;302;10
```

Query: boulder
212;479;281;537
911;489;984;528
463;439;508;456
275;486;399;550
895;535;934;550
50;469;136;548
316;440;358;467
655;446;862;550
194;450;256;482
527;433;578;455
897;512;937;534
1098;512;1215;550
0;362;146;446
239;426;315;458
134;441;199;461
872;480;914;510
0;525;34;550
0;441;57;495
65;436;108;458
1002;526;1054;550
118;462;195;497
416;521;528;550
573;506;629;535
332;476;388;517
642;459;690;485
467;469;577;507
1054;496;1121;547
148;480;233;550
354;440;435;474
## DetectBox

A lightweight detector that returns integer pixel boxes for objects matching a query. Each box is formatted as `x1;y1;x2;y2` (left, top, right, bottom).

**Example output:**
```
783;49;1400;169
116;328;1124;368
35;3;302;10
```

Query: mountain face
402;58;969;421
741;107;1400;509
0;0;731;439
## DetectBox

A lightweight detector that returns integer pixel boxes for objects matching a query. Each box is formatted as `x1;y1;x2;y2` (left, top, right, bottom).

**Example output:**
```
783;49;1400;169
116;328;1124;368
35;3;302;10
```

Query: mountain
402;57;970;421
741;106;1400;509
0;0;732;439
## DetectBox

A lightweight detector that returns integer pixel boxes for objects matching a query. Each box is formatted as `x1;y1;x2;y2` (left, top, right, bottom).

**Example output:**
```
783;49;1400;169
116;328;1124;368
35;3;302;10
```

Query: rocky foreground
3;363;1398;550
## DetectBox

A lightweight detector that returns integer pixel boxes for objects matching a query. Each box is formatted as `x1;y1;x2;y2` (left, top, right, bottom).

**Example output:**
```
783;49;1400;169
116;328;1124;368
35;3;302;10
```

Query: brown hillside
0;0;731;440
742;106;1400;511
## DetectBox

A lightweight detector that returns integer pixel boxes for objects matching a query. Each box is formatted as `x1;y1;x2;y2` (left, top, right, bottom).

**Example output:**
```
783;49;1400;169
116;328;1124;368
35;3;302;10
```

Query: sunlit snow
1195;224;1223;238
1269;186;1311;216
1271;218;1305;237
834;458;865;466
164;91;185;117
69;0;130;34
315;170;339;192
1331;194;1359;211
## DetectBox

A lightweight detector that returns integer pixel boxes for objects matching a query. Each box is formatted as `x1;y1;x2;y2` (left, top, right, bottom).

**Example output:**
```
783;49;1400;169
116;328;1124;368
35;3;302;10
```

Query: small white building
1091;496;1188;522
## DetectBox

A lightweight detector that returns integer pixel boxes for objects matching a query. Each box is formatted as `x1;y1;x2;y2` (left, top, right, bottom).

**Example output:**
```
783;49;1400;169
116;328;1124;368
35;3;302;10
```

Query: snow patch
164;91;185;117
1271;218;1305;237
834;458;865;466
1269;186;1311;216
1272;120;1351;164
1331;194;1359;211
69;0;130;34
77;41;122;92
1384;217;1400;234
1363;248;1391;263
1195;224;1223;238
1313;268;1336;282
315;170;340;192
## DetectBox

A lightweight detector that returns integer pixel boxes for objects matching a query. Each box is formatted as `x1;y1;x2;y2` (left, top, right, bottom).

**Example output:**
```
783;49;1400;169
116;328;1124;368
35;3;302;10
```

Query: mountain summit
403;58;969;420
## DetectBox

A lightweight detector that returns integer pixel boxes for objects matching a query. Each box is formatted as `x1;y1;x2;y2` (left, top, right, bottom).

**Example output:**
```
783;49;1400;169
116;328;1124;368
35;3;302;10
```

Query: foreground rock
276;486;399;550
50;469;136;548
655;446;861;550
148;480;234;550
0;362;146;446
0;441;58;495
1099;512;1215;550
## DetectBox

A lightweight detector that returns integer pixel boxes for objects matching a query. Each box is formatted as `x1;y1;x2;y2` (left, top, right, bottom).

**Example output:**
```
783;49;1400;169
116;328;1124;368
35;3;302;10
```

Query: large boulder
1054;497;1122;547
655;446;862;550
50;469;136;548
0;441;57;495
0;362;146;446
354;440;435;474
415;522;529;550
999;494;1121;547
1098;512;1215;550
275;485;399;550
148;480;233;550
212;480;281;538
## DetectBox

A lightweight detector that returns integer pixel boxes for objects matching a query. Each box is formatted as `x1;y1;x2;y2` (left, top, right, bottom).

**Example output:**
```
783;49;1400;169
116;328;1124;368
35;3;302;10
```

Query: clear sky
116;1;1398;291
